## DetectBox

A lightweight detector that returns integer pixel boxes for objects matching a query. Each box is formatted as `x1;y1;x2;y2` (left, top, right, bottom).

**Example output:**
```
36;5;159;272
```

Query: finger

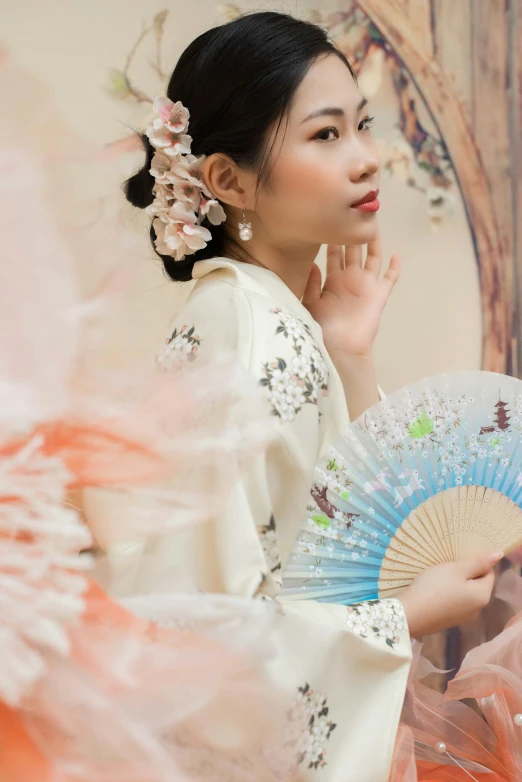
344;245;363;268
364;227;382;277
326;245;344;274
471;570;495;606
302;263;322;310
381;254;401;291
462;551;503;580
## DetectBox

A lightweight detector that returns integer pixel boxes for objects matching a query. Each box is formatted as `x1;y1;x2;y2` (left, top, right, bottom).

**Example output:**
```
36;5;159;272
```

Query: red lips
351;189;379;207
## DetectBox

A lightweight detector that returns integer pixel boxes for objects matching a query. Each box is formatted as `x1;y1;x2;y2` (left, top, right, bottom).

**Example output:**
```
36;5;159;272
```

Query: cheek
269;154;342;205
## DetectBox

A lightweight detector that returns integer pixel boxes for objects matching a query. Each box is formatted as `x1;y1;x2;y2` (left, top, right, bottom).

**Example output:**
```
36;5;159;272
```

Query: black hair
124;11;356;282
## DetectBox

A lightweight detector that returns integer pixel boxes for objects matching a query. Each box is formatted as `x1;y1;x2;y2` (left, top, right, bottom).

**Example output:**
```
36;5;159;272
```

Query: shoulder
156;272;255;371
193;276;331;427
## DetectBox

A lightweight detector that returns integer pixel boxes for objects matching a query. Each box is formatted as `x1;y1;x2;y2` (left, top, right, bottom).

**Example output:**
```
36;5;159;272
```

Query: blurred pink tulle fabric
0;48;300;782
389;603;522;781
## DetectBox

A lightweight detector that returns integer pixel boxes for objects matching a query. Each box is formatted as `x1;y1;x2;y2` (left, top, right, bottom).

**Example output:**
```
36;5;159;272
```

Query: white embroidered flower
271;386;289;406
346;599;405;648
272;393;295;422
156;325;201;371
378;624;396;640
379;602;395;620
291;354;311;379
286;384;306;408
262;309;328;421
354;604;371;623
270;367;291;390
278;313;307;340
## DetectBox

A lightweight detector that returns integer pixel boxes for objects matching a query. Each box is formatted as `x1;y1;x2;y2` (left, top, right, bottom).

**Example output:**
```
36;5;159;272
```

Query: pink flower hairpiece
144;97;226;262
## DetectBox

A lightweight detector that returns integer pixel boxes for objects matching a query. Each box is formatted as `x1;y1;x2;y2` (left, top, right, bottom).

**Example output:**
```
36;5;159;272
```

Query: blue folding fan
281;371;522;605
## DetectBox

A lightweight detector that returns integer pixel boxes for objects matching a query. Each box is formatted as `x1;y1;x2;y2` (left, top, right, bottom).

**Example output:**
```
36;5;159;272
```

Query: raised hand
302;227;400;360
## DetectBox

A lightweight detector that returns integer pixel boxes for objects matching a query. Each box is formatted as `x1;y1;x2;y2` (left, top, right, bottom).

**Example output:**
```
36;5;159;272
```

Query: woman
120;12;500;781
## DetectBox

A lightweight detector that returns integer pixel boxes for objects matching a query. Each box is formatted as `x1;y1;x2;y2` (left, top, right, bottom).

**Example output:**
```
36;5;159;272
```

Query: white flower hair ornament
144;97;227;261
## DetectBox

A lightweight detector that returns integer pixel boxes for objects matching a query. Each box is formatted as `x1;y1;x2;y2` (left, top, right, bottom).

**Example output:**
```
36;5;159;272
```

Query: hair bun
124;134;155;210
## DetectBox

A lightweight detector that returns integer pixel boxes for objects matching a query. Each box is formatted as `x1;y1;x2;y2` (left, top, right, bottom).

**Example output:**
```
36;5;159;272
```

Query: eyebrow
300;97;368;124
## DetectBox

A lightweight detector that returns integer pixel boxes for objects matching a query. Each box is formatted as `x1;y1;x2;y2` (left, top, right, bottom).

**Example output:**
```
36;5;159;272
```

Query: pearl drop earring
238;209;253;242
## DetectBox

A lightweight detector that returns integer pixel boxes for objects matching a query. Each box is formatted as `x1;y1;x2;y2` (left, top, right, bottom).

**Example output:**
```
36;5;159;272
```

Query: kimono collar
192;256;323;338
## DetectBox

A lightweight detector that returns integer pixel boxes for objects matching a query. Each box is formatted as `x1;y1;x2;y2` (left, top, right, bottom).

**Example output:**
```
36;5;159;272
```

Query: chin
339;214;378;246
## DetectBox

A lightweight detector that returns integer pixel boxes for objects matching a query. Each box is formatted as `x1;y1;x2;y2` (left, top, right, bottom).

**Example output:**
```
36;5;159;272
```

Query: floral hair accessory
144;97;226;262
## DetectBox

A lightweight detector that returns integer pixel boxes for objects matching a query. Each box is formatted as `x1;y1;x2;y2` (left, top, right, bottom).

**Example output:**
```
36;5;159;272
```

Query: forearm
330;351;380;422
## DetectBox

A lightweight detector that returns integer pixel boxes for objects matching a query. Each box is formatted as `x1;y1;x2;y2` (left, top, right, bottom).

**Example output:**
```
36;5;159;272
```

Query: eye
313;126;340;142
359;115;375;132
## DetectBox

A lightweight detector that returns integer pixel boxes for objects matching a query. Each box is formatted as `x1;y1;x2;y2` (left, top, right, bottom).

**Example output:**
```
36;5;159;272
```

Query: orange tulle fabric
0;422;166;488
390;610;522;782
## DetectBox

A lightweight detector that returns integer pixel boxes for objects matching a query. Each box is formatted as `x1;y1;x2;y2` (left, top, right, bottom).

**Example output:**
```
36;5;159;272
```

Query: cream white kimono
108;257;411;781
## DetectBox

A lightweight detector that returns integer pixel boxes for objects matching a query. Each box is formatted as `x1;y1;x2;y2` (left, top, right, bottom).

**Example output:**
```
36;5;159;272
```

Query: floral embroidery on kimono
257;514;282;576
345;599;406;649
260;308;328;422
289;683;337;770
156;324;201;371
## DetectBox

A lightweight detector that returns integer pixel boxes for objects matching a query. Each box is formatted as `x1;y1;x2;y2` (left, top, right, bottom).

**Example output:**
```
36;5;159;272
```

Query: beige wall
1;0;482;392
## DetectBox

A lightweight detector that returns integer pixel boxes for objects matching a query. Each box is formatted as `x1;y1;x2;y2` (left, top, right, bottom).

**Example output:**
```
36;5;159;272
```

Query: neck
223;237;321;299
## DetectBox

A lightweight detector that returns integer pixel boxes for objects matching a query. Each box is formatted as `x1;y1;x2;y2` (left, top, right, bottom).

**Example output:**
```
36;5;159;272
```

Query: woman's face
255;53;380;249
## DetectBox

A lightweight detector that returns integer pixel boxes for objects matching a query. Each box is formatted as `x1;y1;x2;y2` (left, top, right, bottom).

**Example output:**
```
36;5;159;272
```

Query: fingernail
487;551;504;565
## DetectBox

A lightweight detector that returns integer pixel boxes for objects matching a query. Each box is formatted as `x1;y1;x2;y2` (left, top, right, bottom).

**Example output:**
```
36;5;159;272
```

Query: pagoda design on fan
282;372;522;605
479;397;510;435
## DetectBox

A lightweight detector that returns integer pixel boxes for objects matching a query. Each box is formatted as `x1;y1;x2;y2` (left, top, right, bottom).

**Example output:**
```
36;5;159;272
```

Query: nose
348;142;380;183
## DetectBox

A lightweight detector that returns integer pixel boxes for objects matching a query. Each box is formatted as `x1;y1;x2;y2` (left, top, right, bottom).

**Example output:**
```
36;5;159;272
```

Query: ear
202;152;257;211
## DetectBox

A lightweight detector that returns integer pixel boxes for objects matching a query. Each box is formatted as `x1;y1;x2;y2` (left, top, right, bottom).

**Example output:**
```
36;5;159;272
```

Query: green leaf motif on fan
311;514;331;529
326;458;339;471
490;436;501;448
340;490;350;500
408;410;434;439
